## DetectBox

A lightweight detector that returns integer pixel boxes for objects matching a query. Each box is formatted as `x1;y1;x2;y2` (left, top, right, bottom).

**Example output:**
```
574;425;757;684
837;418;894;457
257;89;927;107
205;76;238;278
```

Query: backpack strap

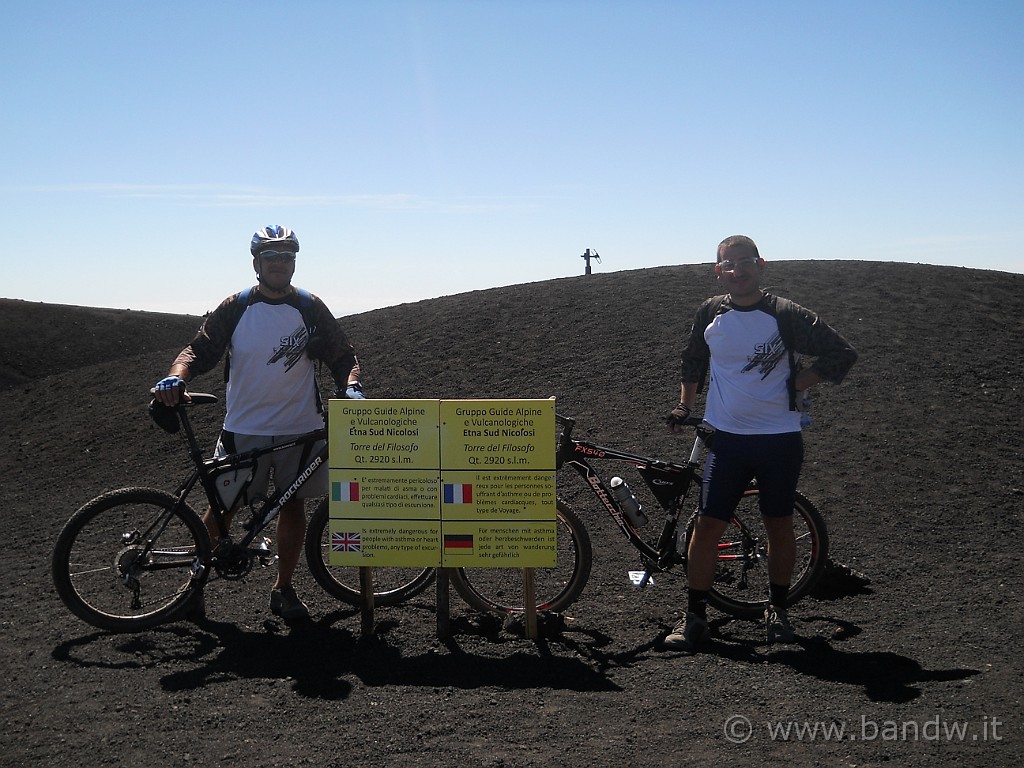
295;287;315;334
294;287;326;412
223;287;255;383
233;286;256;330
762;294;800;410
694;295;730;394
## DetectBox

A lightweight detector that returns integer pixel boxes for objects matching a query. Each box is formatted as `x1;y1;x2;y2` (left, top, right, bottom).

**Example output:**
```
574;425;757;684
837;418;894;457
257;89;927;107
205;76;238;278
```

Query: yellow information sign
328;399;556;568
329;399;440;469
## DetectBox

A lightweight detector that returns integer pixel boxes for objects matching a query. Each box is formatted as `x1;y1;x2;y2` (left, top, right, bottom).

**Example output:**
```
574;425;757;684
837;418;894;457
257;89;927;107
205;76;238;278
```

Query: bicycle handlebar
554;411;709;467
556;411;705;432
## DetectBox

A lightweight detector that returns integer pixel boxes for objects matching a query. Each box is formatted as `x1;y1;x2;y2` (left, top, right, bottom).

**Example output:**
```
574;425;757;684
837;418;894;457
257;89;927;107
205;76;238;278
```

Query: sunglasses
259;250;296;263
718;257;759;272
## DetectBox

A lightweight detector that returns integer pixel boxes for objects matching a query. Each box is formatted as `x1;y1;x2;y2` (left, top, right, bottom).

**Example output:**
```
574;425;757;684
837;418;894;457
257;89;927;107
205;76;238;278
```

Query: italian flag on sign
332;481;360;502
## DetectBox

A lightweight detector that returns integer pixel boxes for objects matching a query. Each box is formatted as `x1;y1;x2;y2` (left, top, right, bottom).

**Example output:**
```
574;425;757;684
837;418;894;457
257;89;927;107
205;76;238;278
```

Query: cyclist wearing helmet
153;225;364;620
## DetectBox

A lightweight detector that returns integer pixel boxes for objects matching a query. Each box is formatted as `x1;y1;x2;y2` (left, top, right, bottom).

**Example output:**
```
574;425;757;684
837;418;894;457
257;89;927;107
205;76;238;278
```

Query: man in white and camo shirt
663;235;857;652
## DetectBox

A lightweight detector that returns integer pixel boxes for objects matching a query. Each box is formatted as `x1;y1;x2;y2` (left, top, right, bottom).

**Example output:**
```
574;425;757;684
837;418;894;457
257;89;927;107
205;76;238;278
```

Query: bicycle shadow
52;605;965;703
52;612;361;700
535;611;980;704
51;608;620;697
551;560;876;675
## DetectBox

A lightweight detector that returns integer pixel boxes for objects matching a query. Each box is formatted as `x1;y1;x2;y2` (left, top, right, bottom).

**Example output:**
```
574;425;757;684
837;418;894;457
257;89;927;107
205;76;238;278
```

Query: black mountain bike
52;393;435;632
449;413;829;619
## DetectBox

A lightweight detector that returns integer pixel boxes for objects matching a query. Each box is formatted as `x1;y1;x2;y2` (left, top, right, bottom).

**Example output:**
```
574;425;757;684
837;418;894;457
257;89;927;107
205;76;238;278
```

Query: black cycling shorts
699;430;804;521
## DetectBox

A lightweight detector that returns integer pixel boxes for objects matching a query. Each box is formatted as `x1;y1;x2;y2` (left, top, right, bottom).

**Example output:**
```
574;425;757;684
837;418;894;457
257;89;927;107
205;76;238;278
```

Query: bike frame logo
278;454;323;508
585;472;627;527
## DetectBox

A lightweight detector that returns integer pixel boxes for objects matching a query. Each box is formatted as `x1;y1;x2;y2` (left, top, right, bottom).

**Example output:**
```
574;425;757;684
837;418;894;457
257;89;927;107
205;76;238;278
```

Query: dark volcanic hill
2;261;1021;768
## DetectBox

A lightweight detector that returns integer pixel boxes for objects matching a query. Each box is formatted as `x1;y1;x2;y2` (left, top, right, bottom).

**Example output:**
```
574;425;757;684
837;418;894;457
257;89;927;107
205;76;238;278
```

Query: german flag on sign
443;534;474;554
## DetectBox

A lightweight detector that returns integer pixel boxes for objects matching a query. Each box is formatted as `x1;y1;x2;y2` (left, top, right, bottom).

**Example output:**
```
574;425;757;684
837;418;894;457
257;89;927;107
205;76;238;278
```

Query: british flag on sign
331;531;361;553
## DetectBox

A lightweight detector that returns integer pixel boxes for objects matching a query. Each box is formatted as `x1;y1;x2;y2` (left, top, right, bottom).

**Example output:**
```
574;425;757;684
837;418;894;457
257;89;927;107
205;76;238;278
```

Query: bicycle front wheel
690;488;829;619
52;487;210;632
305;499;436;607
449;499;592;615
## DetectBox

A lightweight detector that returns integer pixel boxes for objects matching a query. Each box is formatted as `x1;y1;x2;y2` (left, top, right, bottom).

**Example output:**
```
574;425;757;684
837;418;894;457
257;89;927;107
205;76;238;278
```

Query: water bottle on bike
609;477;647;528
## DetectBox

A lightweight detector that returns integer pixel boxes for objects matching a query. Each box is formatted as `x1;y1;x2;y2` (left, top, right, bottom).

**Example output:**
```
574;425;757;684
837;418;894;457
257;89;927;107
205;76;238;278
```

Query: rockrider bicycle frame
170;393;328;565
53;390;442;632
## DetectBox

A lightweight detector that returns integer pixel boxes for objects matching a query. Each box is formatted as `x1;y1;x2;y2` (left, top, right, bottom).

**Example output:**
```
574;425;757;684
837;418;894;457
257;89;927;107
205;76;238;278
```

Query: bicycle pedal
628;570;654;588
255;537;276;567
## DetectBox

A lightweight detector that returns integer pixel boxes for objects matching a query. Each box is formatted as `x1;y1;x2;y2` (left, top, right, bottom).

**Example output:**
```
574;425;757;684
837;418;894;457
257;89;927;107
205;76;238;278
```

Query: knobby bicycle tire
686;488;829;619
304;499;436;607
52;487;210;632
449;499;592;615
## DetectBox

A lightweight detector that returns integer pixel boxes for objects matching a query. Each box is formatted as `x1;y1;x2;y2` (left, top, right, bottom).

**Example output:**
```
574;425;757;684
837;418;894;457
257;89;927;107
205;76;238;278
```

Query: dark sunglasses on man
259;250;296;263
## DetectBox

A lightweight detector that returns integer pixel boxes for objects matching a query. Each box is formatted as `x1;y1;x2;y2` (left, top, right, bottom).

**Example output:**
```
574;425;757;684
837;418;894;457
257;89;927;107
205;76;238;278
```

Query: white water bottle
799;390;812;427
610;476;647;528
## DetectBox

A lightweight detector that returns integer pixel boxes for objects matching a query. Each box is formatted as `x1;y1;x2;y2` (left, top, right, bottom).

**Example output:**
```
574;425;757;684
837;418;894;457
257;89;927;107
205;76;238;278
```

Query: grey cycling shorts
214;431;328;508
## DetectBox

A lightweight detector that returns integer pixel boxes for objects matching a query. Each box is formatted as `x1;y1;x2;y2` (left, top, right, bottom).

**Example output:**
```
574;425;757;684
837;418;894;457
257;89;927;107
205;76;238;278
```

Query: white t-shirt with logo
223;300;322;435
703;305;802;435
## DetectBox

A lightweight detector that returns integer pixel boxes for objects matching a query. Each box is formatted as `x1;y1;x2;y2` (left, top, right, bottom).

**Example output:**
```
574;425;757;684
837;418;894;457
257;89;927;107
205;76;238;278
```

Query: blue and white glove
345;382;366;399
155;375;186;393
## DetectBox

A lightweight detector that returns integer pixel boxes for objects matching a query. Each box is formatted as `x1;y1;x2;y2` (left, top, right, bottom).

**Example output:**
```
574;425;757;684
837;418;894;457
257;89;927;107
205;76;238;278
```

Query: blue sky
4;1;1021;317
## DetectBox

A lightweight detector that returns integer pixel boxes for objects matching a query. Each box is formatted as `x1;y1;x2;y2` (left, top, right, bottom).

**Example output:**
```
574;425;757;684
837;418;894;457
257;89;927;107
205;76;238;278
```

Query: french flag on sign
332;481;360;502
443;483;473;504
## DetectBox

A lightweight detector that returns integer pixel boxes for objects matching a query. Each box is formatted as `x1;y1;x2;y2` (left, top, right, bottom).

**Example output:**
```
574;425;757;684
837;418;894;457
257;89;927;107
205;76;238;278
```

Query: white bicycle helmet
250;225;300;255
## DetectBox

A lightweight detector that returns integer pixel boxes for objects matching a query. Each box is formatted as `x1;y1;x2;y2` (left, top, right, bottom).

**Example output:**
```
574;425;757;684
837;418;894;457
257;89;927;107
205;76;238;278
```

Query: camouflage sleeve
172;293;239;380
680;300;713;384
784;302;858;384
308;296;359;387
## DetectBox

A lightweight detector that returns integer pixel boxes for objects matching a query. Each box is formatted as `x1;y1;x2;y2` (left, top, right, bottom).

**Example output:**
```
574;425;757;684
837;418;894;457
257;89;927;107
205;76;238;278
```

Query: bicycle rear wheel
687;488;829;619
305;499;436;607
52;487;210;632
449;499;592;615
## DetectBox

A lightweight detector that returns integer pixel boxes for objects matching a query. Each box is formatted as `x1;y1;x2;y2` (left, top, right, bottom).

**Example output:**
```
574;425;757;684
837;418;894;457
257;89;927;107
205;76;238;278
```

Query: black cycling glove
664;402;692;428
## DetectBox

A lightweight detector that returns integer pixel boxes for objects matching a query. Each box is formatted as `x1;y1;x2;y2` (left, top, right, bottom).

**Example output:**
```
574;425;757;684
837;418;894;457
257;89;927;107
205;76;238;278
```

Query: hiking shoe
663;612;709;651
270;585;309;620
765;604;796;643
